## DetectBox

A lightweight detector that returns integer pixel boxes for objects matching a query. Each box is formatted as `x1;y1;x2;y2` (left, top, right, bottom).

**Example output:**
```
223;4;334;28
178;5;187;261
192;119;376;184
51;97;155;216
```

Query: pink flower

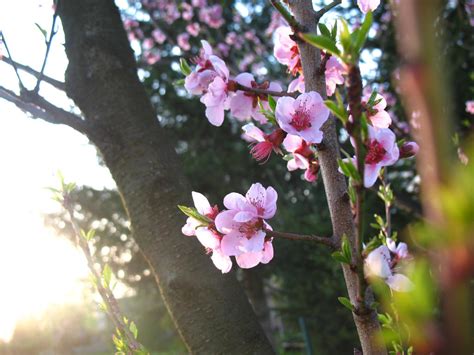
184;40;229;95
152;29;167;44
177;33;191;51
229;73;282;123
363;93;392;129
364;241;412;292
282;134;318;182
199;5;224;29
200;75;230;126
275;92;329;144
181;3;194;21
288;75;305;93
357;0;381;13
274;26;302;76
181;192;232;273
186;22;200;37
356;126;399;187
466;100;474;114
325;56;346;97
242;123;286;162
399;141;419;158
214;183;278;268
143;50;161;65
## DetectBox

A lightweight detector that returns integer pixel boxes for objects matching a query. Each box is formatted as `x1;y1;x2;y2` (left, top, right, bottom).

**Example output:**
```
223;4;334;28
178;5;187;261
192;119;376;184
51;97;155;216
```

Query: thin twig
0;32;25;89
315;0;342;22
34;0;60;92
1;56;65;91
233;82;296;98
0;85;88;134
266;230;335;248
64;202;141;353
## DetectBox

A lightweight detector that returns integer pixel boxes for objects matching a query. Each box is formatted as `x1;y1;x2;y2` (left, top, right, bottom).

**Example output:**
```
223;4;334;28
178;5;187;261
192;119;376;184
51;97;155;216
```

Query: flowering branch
233;82;297;98
63;200;144;353
266;230;335;248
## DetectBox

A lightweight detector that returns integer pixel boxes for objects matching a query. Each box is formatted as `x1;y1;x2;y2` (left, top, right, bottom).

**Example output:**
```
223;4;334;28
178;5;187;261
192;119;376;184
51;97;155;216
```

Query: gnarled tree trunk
57;0;274;353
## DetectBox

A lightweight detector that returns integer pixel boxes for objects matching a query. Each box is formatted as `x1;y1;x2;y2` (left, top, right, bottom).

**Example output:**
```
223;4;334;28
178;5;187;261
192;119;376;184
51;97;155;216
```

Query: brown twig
0;32;25;88
0;86;88;134
1;56;66;91
233;82;296;98
315;0;342;22
266;230;335;248
269;0;302;33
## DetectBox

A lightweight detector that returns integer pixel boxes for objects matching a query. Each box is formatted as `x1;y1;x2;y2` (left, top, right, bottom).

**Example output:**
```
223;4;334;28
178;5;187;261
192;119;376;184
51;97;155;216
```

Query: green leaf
341;234;352;262
177;205;212;225
318;23;331;37
324;100;348;122
338;159;351;177
331;21;338;40
331;251;349;264
179;58;192;76
354;12;373;56
337;296;355;311
80;229;96;241
35;23;47;41
267;95;277;112
129;321;138;339
102;264;112;288
282;154;294;161
339;19;352;54
301;33;340;57
258;97;277;125
174;78;185;86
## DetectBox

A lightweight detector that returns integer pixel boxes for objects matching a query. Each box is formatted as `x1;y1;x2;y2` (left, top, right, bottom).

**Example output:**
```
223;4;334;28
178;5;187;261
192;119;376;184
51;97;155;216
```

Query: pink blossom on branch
229;72;282;124
273;26;302;76
275;92;329;144
364;240;412;292
181;192;232;273
325;56;347;97
357;0;381;13
242;123;286;162
200;75;230;126
466;100;474;114
282;134;319;182
363;93;392;129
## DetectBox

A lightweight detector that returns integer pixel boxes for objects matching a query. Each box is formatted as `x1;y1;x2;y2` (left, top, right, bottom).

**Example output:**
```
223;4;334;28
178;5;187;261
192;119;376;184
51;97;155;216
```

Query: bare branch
0;85;88;134
1;56;66;91
0;32;25;88
269;0;302;33
266;230;335;248
34;1;61;92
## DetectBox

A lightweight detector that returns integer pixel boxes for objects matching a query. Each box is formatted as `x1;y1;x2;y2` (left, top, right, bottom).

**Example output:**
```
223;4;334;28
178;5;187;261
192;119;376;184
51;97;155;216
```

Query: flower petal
191;191;212;215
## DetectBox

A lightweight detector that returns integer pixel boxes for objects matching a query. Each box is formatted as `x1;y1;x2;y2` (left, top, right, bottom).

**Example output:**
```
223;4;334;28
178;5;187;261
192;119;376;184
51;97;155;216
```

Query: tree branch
233;82;297;98
315;0;342;22
269;0;302;33
0;32;25;88
1;56;66;91
266;230;335;248
0;85;88;134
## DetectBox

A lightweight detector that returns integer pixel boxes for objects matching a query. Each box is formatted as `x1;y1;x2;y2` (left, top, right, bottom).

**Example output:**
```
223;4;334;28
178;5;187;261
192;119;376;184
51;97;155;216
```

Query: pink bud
400;141;419;158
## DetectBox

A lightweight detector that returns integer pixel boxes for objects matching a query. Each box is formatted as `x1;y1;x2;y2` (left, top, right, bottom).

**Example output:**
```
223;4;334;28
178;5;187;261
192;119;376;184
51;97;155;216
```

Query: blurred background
0;0;472;353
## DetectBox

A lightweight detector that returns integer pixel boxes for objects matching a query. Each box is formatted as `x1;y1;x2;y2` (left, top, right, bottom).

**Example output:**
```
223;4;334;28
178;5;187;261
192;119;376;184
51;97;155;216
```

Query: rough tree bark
57;0;274;353
287;0;386;353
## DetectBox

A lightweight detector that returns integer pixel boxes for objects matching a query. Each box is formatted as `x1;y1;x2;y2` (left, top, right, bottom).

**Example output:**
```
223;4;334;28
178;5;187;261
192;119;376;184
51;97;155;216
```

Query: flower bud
400;141;419;158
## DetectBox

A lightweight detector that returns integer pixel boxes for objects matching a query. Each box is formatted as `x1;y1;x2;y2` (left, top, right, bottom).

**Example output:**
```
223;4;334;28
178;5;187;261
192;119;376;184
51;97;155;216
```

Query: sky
0;0;115;342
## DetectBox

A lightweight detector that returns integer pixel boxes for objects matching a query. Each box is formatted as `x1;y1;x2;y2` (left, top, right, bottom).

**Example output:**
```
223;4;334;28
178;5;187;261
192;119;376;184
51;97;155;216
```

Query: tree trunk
57;0;274;353
288;0;386;353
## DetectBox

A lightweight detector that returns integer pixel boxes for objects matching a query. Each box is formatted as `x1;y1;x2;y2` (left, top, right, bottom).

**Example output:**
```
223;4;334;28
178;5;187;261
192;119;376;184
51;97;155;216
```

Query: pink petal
233;211;256;223
370;111;391;129
364;163;381;188
282;134;304;153
240;230;266;253
235;72;254;86
195;228;220;249
205;104;225;126
260;241;274;264
386;274;413;292
364;245;392;279
263;186;278;219
191;191;212;215
215;210;239;234
242;123;266;142
182;217;199;236
275;96;296;126
211;250;233;273
236;252;262;269
221;231;243;256
230;92;253;121
209;55;229;80
223;192;247;210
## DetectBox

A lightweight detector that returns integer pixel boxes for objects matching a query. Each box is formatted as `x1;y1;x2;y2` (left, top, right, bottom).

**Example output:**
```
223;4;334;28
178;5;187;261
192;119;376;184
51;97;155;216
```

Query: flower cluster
181;184;277;273
343;91;419;188
364;238;412;292
183;40;330;182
